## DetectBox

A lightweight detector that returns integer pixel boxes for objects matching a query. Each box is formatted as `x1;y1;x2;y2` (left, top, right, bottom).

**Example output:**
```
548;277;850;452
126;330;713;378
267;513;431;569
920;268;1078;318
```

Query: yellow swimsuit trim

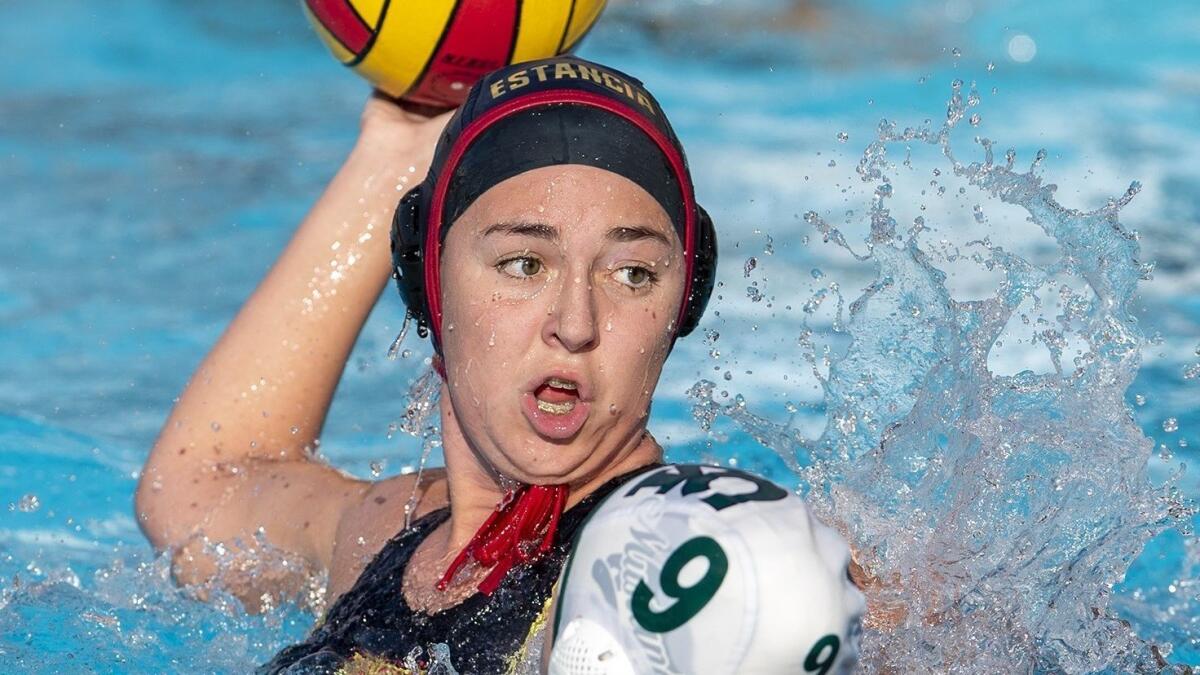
329;593;554;674
504;594;555;675
335;651;416;675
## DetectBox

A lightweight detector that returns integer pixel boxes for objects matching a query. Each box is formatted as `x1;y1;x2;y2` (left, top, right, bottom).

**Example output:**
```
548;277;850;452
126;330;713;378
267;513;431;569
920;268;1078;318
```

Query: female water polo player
136;56;863;673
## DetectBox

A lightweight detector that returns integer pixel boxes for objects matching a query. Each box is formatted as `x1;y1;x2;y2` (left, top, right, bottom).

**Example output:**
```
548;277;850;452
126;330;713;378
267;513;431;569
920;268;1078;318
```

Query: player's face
439;164;685;485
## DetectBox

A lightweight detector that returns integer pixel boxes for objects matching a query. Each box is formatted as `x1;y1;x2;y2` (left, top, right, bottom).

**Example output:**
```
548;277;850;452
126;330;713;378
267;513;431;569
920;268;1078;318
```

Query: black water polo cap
391;56;717;352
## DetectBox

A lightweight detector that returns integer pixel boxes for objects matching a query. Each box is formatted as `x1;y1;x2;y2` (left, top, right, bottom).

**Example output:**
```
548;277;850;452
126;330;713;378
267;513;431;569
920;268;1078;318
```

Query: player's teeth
547;377;577;390
537;400;576;415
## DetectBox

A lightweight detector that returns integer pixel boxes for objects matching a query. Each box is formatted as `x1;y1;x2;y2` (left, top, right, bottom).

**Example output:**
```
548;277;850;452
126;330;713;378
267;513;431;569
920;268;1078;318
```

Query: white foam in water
689;78;1198;671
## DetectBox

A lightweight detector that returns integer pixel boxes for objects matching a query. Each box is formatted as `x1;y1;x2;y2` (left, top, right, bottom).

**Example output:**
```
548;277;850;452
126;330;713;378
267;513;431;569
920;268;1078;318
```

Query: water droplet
723;371;733;381
15;494;40;512
969;113;981;126
387;313;412;360
609;404;617;415
369;460;384;478
1134;394;1146;406
744;257;757;277
1008;34;1037;63
210;422;221;432
951;47;962;58
811;268;824;279
986;61;996;72
290;426;300;435
836;131;849;143
1163;418;1179;433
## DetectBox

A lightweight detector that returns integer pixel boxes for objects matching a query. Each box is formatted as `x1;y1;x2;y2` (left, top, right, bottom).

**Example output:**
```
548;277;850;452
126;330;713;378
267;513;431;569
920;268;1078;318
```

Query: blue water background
1;0;1197;670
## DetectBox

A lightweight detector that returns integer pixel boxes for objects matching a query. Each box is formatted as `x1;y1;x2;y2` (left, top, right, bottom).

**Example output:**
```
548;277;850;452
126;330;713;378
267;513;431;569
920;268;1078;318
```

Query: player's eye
497;256;543;279
614;265;657;290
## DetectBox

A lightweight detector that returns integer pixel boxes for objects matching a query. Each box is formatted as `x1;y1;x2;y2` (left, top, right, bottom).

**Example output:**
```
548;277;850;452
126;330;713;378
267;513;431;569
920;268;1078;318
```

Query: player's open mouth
534;377;580;415
522;373;592;440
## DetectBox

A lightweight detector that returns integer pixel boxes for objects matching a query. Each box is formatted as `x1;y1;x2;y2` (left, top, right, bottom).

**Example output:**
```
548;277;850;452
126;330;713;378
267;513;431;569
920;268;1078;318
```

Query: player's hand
359;90;453;156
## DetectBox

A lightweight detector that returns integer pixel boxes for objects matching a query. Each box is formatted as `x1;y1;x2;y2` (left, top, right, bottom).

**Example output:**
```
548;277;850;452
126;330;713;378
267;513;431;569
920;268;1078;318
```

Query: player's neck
435;393;662;549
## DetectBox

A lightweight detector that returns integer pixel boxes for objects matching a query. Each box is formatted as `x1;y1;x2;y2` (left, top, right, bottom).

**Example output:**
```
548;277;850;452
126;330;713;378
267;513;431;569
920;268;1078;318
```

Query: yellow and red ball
303;0;607;107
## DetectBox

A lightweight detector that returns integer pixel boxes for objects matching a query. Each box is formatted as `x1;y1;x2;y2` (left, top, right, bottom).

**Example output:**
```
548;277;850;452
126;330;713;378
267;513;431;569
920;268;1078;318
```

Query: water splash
0;550;313;670
386;311;413;361
691;79;1197;671
396;366;443;529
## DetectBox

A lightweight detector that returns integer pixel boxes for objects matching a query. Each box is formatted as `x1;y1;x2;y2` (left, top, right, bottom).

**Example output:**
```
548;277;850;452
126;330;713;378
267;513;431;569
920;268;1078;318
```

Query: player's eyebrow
605;225;671;246
482;221;559;241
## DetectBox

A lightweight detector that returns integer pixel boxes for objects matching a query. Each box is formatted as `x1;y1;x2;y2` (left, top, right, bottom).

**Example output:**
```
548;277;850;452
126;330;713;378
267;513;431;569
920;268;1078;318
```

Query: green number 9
804;634;841;675
631;536;728;633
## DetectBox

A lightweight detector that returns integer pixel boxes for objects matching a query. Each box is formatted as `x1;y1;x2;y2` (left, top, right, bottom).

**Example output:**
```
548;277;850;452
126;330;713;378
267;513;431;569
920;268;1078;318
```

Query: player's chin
505;448;593;486
494;435;607;486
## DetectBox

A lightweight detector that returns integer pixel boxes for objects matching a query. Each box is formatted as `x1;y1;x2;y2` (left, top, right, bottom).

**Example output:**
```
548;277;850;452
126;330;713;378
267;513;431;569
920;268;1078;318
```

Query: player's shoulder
327;469;449;601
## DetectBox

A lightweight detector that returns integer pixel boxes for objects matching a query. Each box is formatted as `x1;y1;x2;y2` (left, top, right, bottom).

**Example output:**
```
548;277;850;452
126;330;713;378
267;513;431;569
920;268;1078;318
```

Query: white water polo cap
549;464;866;675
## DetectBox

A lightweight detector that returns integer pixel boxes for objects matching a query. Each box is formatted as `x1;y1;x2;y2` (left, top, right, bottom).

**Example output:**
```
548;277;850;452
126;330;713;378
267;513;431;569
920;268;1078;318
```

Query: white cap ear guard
548;618;635;675
548;464;865;675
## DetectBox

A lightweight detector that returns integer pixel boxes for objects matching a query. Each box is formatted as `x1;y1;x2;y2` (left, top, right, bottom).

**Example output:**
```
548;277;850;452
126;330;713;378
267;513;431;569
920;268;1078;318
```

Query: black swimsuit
260;465;655;674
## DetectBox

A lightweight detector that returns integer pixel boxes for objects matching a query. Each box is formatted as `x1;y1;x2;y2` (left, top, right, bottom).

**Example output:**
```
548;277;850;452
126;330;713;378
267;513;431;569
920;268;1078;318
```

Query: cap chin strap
430;354;568;595
437;483;570;595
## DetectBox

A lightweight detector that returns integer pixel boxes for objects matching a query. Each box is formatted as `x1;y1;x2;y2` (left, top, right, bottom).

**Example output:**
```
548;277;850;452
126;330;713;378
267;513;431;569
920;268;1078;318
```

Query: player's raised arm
135;98;450;604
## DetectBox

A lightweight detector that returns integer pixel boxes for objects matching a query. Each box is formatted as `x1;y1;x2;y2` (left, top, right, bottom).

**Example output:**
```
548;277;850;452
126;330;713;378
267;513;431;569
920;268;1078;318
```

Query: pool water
2;0;1197;671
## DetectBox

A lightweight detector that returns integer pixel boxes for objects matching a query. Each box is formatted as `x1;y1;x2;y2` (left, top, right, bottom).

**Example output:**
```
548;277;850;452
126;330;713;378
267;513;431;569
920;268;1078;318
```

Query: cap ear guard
391;182;435;343
676;205;717;337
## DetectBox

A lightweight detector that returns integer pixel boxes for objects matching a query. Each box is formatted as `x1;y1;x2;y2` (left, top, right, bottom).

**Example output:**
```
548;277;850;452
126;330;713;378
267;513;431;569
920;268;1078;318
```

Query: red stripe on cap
305;0;372;54
423;89;698;347
406;0;521;107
